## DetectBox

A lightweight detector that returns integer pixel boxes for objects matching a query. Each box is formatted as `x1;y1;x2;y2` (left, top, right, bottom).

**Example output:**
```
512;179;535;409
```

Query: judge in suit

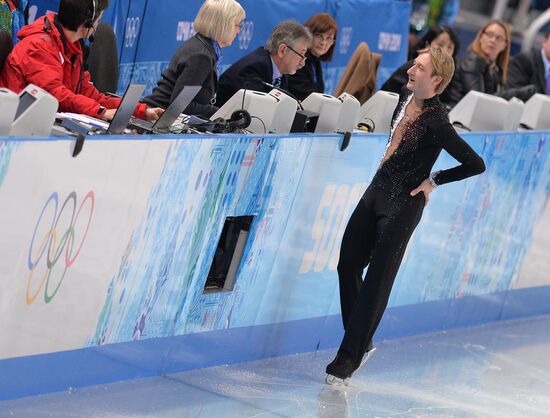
507;28;550;95
216;19;311;106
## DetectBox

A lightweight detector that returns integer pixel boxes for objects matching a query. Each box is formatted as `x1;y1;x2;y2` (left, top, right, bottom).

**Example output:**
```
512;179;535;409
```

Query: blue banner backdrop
28;0;411;96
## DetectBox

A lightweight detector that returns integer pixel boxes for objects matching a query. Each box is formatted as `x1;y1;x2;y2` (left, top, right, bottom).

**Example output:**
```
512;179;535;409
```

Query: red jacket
0;13;146;119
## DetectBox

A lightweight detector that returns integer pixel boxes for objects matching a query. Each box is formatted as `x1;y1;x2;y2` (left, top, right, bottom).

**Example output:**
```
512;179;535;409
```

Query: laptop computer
59;83;145;135
129;85;201;133
104;83;146;134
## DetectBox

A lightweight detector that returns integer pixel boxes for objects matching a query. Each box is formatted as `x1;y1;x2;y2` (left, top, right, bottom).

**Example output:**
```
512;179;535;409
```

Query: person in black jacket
381;25;459;104
287;13;337;101
507;27;550;95
446;19;536;106
143;0;245;118
216;19;311;106
325;47;485;385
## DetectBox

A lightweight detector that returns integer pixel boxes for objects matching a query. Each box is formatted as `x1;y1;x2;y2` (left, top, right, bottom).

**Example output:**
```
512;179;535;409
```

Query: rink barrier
0;130;549;400
1;285;550;400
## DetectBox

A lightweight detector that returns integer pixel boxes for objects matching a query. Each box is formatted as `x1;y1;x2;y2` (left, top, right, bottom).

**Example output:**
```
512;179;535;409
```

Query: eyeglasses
285;44;307;62
314;33;335;44
483;30;506;43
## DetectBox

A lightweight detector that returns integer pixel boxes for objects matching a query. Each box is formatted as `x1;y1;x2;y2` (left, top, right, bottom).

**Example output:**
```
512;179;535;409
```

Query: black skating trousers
336;183;424;365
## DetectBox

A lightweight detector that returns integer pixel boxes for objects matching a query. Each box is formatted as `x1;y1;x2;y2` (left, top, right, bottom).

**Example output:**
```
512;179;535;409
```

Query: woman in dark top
287;13;337;101
446;19;510;106
381;25;460;104
325;47;485;384
143;0;245;118
446;19;537;106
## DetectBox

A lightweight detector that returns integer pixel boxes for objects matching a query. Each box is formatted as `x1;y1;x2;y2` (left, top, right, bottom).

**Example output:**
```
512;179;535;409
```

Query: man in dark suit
216;19;311;106
508;28;550;95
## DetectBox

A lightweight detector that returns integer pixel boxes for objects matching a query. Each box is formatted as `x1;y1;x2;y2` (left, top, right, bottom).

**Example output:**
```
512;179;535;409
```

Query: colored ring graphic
27;192;58;270
66;191;94;267
46;191;76;269
26;230;51;305
26;191;95;305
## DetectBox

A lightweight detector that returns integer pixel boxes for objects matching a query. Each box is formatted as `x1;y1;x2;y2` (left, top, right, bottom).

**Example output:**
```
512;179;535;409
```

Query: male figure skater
326;46;486;384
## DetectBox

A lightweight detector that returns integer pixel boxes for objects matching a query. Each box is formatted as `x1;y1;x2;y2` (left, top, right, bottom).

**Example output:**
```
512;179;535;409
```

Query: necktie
546;71;550;95
273;76;282;88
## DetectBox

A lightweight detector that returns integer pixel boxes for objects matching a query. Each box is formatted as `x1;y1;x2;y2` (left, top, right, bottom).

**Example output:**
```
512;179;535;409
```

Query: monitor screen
15;92;37;120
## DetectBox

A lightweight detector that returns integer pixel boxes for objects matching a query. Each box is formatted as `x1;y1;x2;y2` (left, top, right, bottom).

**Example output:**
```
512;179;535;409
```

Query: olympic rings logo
238;21;254;50
125;17;140;48
26;192;95;305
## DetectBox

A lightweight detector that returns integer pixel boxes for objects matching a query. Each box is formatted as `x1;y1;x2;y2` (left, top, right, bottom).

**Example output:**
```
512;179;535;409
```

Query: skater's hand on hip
410;179;434;206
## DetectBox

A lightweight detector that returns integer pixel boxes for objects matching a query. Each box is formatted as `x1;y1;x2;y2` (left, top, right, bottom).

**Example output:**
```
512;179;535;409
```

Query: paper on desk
57;112;109;130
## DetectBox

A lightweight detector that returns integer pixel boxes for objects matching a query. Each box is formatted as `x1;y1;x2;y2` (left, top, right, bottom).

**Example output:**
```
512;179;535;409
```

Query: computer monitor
357;90;399;133
519;93;550;130
211;89;282;134
10;84;58;136
449;90;510;132
130;85;201;133
106;83;145;134
0;88;18;136
301;93;342;133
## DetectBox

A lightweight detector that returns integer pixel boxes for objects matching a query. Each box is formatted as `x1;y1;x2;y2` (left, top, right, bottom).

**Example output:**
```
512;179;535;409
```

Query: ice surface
1;315;550;417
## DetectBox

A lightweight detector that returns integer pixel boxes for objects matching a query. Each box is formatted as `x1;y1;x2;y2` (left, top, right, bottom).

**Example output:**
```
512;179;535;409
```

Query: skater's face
406;52;442;98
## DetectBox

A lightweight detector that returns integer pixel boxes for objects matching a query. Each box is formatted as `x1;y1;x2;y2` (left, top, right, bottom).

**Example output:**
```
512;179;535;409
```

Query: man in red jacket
0;0;162;122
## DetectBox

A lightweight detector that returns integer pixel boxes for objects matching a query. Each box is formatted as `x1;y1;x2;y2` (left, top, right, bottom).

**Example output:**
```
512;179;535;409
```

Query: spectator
0;0;163;121
216;19;311;107
143;0;245;118
287;13;337;101
447;19;536;106
0;0;28;44
507;27;550;96
381;25;459;104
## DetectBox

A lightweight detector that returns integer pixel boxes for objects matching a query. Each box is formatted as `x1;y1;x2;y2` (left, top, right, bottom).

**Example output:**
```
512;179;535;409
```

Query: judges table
1;130;549;399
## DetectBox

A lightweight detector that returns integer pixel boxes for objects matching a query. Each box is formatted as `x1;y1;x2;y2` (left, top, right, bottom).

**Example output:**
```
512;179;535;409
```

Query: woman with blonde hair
448;19;535;105
144;0;245;117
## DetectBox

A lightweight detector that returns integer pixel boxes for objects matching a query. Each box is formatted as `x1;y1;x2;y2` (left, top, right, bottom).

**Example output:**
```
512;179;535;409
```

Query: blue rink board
0;130;549;400
26;0;411;96
1;285;550;401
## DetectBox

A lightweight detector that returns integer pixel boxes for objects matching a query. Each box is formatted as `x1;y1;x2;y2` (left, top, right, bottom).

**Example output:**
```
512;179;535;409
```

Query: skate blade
359;346;377;369
325;374;350;386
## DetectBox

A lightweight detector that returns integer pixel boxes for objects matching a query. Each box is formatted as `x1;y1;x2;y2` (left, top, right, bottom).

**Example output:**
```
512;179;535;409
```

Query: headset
84;0;98;29
227;109;251;131
187;110;252;133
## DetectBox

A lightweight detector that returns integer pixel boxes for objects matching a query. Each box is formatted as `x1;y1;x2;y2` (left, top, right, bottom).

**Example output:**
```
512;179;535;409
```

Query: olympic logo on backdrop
238;21;254;50
125;17;140;48
339;27;353;54
26;191;95;305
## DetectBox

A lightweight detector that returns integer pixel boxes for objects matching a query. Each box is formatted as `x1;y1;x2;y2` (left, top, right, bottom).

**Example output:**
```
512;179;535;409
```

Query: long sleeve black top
372;88;486;195
143;34;218;118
